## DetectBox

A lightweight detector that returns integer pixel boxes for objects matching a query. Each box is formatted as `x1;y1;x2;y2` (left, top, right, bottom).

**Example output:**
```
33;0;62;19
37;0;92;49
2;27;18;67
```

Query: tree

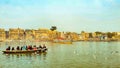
95;31;102;35
107;32;117;38
89;33;93;38
107;32;112;38
50;26;57;31
111;32;117;37
81;31;85;33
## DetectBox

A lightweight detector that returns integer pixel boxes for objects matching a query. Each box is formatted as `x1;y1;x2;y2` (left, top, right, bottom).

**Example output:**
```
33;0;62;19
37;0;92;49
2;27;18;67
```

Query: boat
2;48;48;54
53;39;72;44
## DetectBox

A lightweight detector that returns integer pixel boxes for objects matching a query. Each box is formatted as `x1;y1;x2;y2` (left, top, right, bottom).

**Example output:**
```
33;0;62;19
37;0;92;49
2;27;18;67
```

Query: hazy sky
0;0;120;32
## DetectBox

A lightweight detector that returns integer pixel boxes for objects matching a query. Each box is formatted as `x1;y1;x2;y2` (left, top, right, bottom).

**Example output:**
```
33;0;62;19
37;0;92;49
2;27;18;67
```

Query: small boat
2;48;48;54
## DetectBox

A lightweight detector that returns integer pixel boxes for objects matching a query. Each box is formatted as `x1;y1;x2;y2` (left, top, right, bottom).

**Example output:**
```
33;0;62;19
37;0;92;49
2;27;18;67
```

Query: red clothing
33;47;37;50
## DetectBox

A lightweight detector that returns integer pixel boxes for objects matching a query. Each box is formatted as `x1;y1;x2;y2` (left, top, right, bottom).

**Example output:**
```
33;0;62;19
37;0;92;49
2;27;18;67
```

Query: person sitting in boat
27;45;31;50
12;47;14;51
39;45;42;49
42;44;47;52
43;44;46;48
6;46;11;50
26;46;28;50
29;45;33;50
43;44;47;51
37;45;42;52
20;46;23;50
16;46;20;50
33;45;37;50
22;45;27;50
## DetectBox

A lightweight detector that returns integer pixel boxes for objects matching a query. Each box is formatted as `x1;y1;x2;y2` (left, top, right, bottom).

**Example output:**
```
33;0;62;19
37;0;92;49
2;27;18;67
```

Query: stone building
34;28;50;41
0;28;6;41
9;28;24;40
25;29;34;40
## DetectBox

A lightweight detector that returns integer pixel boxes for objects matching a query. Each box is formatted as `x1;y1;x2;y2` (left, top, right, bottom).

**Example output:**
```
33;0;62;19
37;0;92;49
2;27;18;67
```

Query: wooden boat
2;48;48;54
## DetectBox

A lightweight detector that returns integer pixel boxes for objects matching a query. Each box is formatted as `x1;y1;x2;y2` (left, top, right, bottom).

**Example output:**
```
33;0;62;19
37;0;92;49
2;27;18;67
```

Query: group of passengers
6;44;47;51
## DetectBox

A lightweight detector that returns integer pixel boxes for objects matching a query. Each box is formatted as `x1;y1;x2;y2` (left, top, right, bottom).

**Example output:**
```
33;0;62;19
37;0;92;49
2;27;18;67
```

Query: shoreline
0;39;120;43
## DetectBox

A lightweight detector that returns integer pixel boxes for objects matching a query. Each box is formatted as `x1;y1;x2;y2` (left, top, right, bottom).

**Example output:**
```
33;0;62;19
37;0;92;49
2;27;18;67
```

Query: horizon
0;0;120;32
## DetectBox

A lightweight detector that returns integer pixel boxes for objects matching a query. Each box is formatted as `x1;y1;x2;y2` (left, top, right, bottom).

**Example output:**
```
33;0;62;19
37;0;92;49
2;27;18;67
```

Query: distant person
12;47;14;51
26;46;28;50
20;46;23;50
29;45;33;50
16;46;20;50
22;45;26;50
33;45;37;50
6;46;10;50
27;45;31;50
39;45;42;49
43;44;46;48
42;44;47;51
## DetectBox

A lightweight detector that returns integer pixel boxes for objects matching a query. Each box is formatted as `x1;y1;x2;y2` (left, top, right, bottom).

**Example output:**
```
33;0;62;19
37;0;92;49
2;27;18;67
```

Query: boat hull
2;48;47;54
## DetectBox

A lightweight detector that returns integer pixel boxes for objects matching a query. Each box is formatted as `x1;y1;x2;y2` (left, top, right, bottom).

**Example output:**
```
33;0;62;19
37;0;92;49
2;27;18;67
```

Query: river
0;41;120;68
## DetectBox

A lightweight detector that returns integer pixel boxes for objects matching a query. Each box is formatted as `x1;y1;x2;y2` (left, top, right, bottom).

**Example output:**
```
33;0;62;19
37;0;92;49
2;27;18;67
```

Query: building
115;32;120;40
34;28;50;41
117;32;120;35
9;28;24;40
80;32;89;41
92;32;96;38
68;32;79;41
0;28;6;41
25;29;34;40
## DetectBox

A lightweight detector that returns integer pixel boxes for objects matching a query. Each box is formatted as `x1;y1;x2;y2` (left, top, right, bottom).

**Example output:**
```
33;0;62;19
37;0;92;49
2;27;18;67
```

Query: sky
0;0;120;33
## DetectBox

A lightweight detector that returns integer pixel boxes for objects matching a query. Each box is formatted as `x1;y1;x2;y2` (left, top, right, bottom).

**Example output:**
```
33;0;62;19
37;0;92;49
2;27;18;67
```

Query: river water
0;41;120;68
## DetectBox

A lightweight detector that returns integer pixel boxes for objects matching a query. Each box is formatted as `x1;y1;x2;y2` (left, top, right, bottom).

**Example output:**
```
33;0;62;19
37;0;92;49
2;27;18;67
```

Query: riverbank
0;39;119;43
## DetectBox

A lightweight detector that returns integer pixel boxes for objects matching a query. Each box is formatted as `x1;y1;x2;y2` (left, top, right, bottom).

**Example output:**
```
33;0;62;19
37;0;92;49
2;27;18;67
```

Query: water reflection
3;52;47;61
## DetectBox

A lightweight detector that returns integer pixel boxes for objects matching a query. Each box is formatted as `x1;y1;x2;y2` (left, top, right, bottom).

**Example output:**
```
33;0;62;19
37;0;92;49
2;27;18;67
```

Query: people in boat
16;46;20;50
27;45;33;50
20;46;23;50
26;46;28;50
43;44;46;48
12;47;14;51
42;44;47;51
29;45;33;50
28;45;33;50
37;45;43;51
27;45;31;50
40;44;47;52
22;45;27;50
6;46;11;50
33;45;37;50
39;45;42;49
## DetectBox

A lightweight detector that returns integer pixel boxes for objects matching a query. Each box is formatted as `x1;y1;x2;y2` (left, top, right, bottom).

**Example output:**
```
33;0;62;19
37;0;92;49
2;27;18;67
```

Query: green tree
107;32;113;38
95;31;102;35
81;31;85;33
50;26;57;31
